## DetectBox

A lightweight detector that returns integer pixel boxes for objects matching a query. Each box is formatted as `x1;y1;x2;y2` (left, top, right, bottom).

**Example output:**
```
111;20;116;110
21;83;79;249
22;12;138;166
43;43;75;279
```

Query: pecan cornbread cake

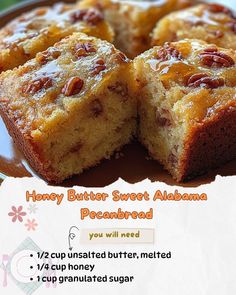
0;33;136;183
152;3;236;50
78;0;192;58
0;3;113;72
134;39;236;181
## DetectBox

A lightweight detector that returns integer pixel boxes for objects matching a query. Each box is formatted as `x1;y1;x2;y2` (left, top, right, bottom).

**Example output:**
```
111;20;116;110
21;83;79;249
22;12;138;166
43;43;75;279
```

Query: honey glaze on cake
143;40;236;122
145;41;236;122
173;4;235;26
110;0;168;9
0;3;113;72
152;3;236;50
0;4;69;45
0;4;105;47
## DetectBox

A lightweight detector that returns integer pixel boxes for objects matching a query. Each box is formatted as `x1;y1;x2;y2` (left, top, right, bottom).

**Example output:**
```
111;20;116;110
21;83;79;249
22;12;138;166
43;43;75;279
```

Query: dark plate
0;0;235;187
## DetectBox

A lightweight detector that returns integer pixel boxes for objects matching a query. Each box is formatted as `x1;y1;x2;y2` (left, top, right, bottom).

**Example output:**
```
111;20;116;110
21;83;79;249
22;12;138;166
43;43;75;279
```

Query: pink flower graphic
25;219;38;231
8;206;26;223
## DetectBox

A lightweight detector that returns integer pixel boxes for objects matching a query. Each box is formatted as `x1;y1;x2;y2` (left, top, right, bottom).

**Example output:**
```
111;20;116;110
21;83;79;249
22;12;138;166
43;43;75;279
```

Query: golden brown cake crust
0;105;59;183
179;102;236;181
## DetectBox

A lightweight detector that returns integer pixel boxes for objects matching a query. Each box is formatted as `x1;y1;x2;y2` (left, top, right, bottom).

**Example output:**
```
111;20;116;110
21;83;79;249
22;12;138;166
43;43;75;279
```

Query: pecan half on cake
0;33;136;183
152;3;236;50
0;3;113;72
134;39;236;181
78;0;192;58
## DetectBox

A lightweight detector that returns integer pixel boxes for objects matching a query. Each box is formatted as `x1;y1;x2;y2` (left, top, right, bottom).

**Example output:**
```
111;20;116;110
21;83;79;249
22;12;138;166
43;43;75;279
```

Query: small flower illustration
25;219;38;231
28;204;38;214
8;206;26;223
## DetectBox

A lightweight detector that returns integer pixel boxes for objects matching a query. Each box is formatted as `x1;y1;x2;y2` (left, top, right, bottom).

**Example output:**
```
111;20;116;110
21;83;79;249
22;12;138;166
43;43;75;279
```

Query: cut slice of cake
0;3;113;72
134;39;236;181
152;3;236;50
0;33;136;183
78;0;192;58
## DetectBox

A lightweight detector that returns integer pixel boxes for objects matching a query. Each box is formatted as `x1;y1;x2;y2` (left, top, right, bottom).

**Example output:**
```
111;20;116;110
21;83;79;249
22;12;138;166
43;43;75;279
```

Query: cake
78;0;192;58
134;39;236;181
152;3;236;50
0;3;113;72
0;33;136;183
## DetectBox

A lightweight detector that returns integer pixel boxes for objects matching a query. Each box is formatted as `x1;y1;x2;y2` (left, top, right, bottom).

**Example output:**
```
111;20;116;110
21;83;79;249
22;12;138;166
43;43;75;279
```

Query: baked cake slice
78;0;192;58
0;3;113;72
134;39;236;181
152;3;236;50
0;33;136;183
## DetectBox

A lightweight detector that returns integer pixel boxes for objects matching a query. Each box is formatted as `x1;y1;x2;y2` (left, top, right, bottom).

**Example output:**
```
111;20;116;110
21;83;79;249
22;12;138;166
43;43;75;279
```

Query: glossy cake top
110;0;192;10
79;0;191;12
0;3;106;50
154;3;236;37
111;0;169;9
135;39;236;122
170;3;236;27
0;33;129;136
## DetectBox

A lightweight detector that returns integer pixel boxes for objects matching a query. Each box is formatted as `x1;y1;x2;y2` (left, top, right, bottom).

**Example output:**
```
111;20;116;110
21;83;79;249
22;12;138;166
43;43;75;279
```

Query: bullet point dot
30;254;33;257
30;266;33;269
30;278;33;281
